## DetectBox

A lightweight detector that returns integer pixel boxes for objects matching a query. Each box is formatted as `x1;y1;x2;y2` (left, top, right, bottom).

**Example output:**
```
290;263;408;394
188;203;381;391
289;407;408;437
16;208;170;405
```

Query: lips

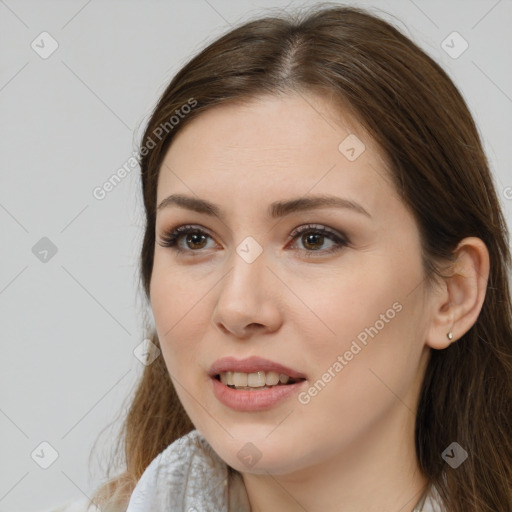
208;356;307;380
208;356;308;411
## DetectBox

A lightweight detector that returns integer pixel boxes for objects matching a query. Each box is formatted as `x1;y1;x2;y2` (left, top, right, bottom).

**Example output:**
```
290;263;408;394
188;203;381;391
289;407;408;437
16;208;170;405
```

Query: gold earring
447;331;453;341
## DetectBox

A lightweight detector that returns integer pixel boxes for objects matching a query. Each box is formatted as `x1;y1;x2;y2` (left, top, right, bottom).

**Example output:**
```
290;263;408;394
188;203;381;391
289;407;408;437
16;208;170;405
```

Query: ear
425;237;490;350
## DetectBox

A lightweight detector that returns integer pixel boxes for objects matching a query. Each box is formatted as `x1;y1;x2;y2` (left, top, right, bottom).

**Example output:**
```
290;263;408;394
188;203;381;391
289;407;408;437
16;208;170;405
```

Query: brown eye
158;225;216;254
301;232;327;251
288;224;349;258
184;232;208;250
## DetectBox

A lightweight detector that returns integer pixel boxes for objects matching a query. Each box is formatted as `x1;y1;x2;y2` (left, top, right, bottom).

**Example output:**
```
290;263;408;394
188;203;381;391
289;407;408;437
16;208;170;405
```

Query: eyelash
157;223;349;259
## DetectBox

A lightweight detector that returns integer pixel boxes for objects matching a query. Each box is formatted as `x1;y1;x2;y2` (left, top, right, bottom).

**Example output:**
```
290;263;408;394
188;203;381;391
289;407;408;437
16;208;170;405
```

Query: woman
54;4;512;512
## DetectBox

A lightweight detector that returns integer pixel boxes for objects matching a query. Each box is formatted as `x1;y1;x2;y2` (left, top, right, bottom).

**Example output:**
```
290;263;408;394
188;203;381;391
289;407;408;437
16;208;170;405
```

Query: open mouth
215;371;306;391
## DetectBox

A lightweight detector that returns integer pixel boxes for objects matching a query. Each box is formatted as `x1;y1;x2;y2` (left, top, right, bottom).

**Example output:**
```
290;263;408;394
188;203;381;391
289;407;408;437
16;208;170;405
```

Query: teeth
218;370;298;388
233;372;248;387
266;371;280;386
247;371;266;387
219;371;233;385
279;374;289;384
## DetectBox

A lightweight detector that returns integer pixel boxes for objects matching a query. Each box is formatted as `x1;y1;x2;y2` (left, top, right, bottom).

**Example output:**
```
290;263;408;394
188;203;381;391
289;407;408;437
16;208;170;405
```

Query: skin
149;92;489;512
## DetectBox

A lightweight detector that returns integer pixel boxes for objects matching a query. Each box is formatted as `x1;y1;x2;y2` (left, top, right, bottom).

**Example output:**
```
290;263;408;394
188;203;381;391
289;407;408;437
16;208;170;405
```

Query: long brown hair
90;4;512;510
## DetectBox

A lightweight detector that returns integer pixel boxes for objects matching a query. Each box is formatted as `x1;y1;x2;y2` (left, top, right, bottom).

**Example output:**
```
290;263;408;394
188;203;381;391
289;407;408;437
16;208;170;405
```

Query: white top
46;429;445;512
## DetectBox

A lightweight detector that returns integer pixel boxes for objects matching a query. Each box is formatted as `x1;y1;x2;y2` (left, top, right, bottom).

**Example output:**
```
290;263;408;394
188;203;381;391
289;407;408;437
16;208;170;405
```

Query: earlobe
427;307;455;350
425;237;490;350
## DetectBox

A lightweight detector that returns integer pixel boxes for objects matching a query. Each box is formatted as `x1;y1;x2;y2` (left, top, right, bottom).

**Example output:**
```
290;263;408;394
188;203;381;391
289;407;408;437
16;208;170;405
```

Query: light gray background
1;0;511;510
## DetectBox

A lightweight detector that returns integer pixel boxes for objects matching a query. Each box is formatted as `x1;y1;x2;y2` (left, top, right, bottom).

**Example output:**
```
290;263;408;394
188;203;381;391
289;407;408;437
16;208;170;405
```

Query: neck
240;403;429;512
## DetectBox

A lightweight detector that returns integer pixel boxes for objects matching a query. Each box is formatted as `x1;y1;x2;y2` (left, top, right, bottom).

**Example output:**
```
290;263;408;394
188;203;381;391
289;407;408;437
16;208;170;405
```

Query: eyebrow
156;193;371;219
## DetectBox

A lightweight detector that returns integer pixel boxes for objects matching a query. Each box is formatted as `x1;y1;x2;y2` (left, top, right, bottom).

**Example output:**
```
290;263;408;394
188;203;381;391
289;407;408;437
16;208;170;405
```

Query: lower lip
211;377;306;412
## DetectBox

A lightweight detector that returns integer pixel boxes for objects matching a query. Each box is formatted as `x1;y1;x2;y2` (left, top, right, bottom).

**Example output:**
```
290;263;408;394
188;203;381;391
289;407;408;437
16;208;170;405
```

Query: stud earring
447;331;453;341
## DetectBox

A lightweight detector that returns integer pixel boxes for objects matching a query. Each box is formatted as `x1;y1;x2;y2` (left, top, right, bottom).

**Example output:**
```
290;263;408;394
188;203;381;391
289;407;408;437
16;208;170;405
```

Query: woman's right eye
158;225;216;255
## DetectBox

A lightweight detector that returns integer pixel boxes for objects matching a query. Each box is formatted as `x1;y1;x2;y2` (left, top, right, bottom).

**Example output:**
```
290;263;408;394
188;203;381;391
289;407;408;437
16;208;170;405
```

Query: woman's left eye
287;224;349;257
157;223;349;258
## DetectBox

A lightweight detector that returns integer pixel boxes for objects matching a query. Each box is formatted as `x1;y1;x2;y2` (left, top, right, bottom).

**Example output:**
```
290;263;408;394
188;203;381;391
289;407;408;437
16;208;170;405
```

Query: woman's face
150;92;433;475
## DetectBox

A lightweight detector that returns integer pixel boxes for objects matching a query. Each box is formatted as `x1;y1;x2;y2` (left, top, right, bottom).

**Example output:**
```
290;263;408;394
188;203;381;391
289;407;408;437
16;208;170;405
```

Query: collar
125;429;250;511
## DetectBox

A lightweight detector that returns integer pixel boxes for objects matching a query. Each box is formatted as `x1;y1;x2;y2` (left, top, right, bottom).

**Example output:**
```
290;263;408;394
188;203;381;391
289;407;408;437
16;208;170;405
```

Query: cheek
292;253;425;401
149;265;208;373
290;259;401;345
150;252;211;330
286;310;419;467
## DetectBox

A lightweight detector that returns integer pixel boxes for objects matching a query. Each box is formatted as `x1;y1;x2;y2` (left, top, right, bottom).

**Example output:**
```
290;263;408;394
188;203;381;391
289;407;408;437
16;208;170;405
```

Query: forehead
156;92;396;214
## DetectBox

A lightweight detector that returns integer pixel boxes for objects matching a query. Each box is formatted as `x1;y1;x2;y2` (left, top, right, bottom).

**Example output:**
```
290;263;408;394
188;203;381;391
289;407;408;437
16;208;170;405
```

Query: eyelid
287;223;347;243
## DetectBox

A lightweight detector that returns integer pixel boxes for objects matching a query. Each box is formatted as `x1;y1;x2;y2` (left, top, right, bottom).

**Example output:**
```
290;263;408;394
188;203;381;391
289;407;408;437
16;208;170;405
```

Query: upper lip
208;356;307;380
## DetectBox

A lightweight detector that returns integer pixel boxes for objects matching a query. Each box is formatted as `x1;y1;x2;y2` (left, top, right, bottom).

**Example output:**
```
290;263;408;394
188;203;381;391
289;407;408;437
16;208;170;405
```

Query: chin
201;427;309;475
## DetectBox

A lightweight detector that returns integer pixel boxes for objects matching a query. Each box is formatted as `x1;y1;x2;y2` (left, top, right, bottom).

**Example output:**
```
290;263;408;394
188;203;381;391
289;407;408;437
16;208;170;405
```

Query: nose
211;246;282;339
